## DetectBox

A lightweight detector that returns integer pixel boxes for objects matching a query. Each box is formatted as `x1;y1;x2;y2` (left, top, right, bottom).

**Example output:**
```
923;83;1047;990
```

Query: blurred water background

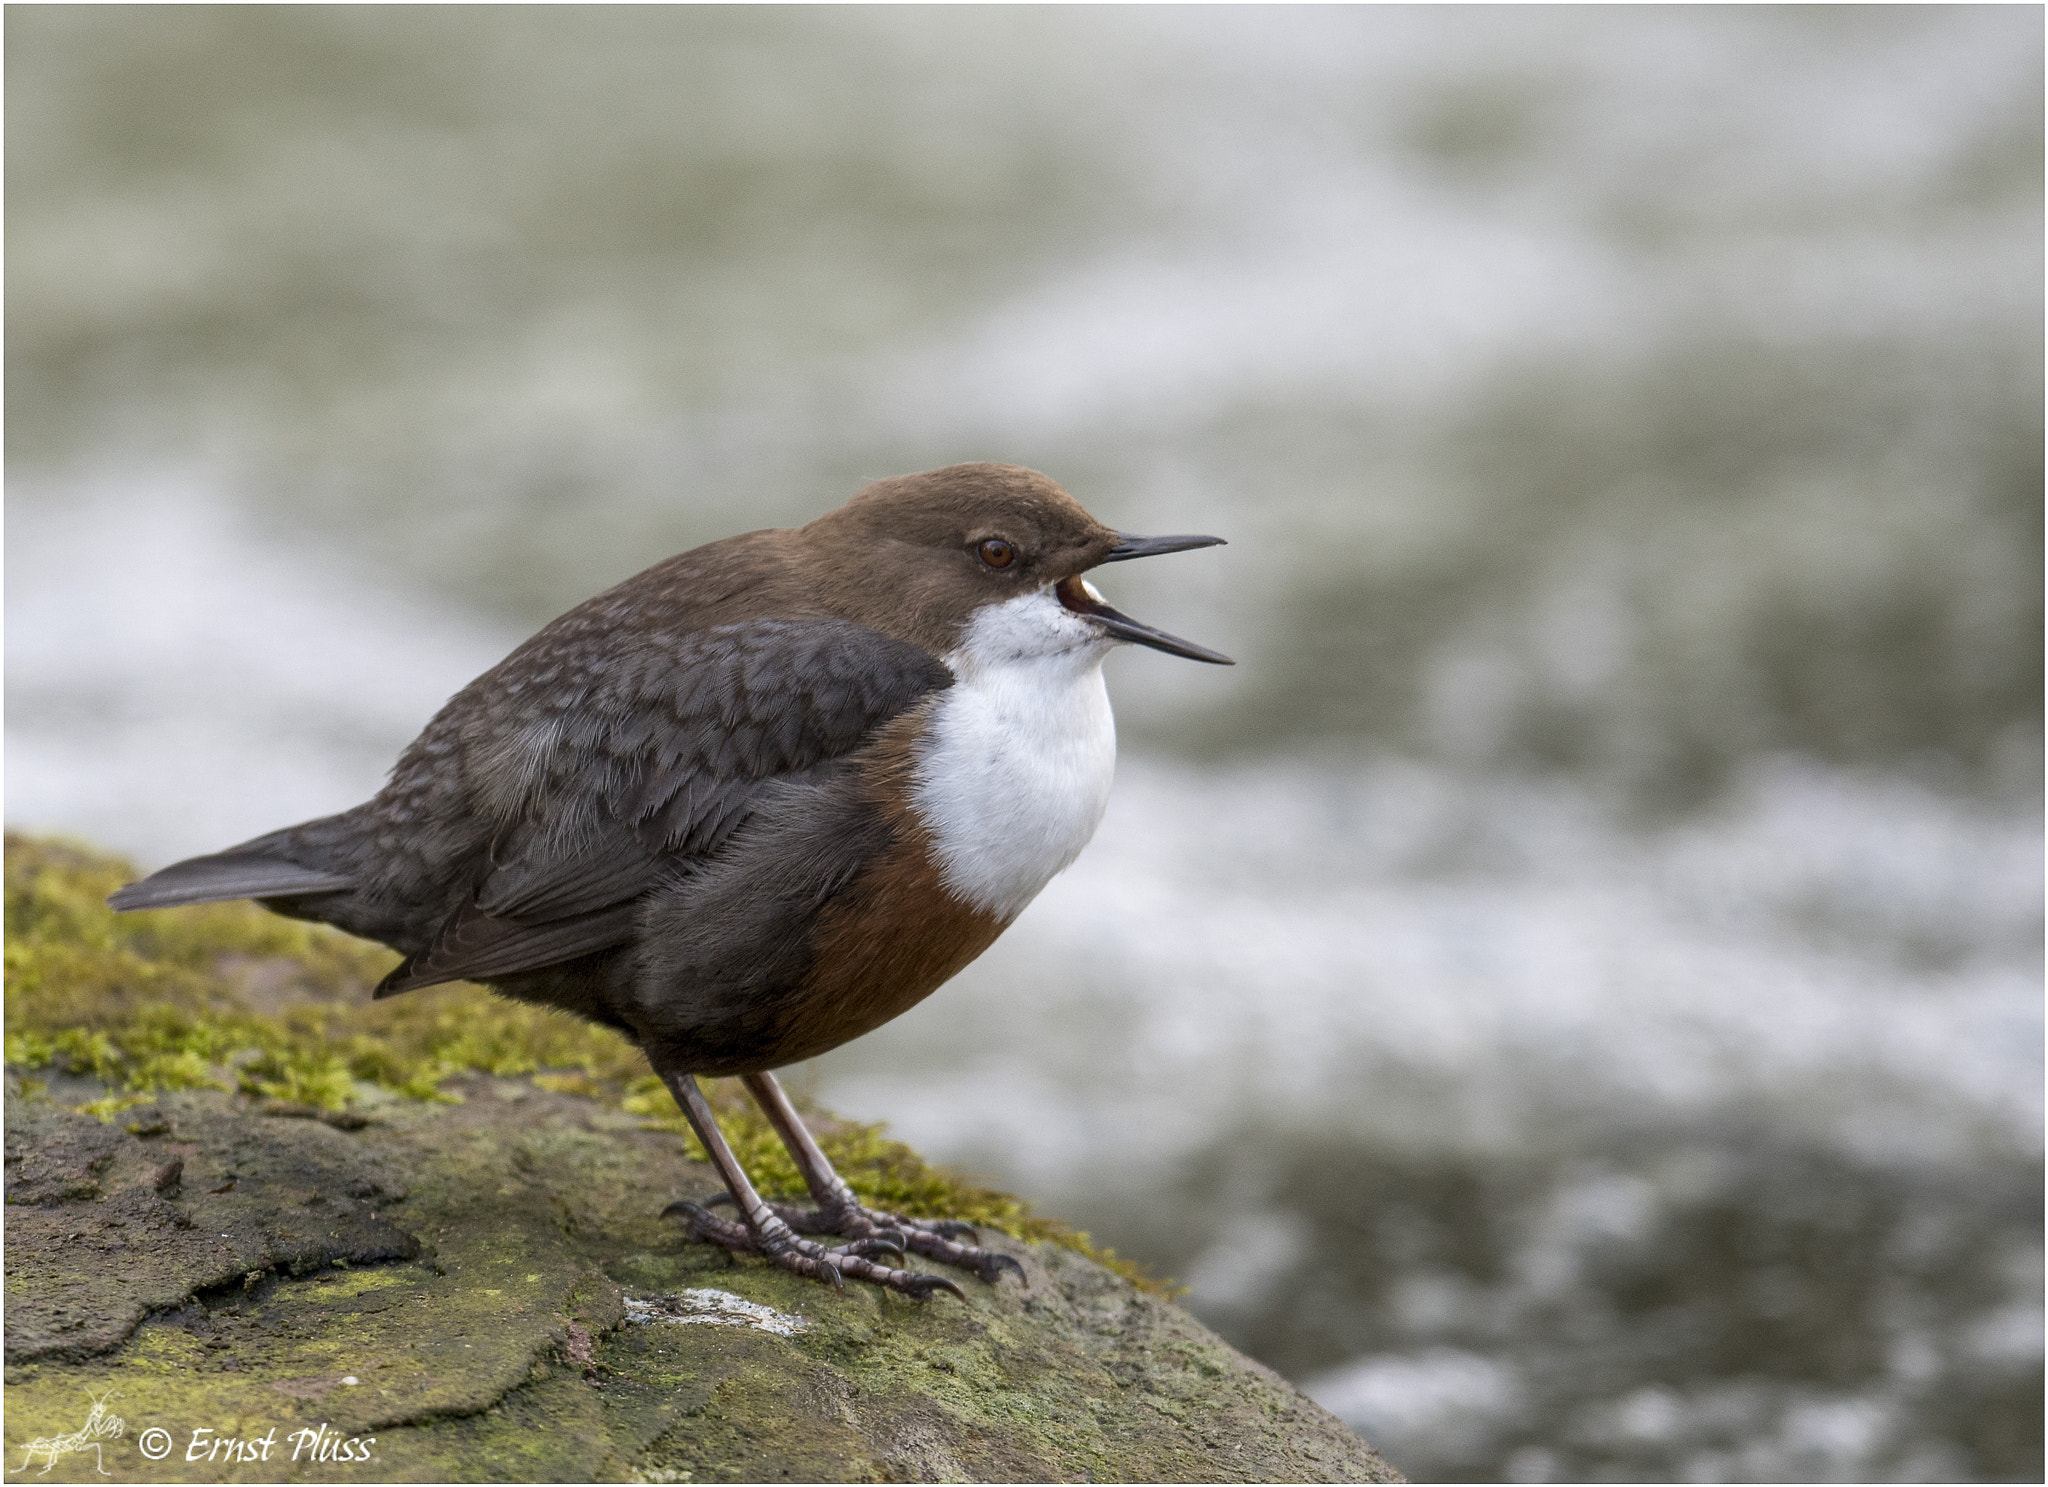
6;9;2040;1481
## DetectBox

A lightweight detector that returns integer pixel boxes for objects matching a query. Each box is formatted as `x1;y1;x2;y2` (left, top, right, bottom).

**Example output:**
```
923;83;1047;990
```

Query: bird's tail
107;836;354;912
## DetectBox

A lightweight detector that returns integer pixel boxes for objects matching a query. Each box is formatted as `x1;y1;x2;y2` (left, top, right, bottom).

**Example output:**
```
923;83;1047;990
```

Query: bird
109;462;1231;1298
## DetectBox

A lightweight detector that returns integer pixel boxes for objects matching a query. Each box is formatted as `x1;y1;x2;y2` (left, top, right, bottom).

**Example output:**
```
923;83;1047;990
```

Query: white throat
910;587;1118;921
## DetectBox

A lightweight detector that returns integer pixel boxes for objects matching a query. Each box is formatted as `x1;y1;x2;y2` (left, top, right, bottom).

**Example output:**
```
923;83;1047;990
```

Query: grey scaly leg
735;1070;1025;1286
656;1068;963;1300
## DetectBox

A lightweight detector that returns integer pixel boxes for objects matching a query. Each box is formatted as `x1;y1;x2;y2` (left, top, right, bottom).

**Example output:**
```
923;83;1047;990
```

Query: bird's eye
977;538;1017;569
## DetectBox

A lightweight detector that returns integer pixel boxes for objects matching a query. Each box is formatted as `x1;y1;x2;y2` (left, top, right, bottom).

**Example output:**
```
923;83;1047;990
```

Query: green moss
4;834;1164;1292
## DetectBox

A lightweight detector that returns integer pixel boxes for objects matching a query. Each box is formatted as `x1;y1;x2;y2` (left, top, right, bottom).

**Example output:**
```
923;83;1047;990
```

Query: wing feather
376;901;645;997
390;618;951;988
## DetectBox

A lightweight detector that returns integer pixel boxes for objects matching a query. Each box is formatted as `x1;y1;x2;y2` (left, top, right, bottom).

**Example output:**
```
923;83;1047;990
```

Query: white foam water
4;472;515;860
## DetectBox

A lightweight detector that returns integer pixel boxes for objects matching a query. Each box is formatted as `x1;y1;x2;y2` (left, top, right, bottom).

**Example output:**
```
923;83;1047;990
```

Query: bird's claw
664;1196;966;1301
978;1250;1028;1285
909;1217;980;1242
757;1196;1023;1288
833;1236;908;1264
684;1195;990;1272
902;1273;969;1302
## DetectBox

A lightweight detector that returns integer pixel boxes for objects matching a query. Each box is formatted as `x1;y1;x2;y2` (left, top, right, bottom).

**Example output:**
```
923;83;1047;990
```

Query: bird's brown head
798;463;1231;664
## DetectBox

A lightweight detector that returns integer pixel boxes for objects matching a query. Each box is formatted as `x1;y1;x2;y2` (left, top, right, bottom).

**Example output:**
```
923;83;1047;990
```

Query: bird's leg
655;1068;963;1300
737;1071;1025;1286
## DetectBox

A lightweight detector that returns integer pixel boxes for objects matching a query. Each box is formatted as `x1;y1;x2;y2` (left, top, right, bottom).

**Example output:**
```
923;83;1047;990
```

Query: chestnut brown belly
764;829;1008;1068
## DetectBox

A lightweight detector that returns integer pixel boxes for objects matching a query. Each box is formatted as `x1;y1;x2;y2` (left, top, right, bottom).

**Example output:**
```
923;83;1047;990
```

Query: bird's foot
736;1193;1025;1286
662;1201;967;1301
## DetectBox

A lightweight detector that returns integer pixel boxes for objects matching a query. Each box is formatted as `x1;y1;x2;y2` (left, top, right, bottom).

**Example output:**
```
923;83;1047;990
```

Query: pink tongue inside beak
1055;576;1234;665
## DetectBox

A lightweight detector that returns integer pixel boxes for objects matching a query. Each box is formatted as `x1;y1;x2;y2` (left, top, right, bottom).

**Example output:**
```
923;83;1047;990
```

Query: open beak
1058;530;1233;664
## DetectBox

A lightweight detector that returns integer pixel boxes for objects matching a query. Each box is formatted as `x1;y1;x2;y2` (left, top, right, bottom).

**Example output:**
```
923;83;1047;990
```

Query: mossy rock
4;837;1399;1482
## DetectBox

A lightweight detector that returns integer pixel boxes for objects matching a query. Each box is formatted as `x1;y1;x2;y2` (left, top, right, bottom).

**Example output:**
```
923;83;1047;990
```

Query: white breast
911;587;1118;922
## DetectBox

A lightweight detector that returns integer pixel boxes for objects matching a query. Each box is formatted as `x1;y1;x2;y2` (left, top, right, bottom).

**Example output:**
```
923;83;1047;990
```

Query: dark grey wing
375;618;951;996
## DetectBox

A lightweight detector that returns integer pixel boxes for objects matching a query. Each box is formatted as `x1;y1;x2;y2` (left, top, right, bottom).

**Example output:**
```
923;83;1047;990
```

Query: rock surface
5;1072;1401;1483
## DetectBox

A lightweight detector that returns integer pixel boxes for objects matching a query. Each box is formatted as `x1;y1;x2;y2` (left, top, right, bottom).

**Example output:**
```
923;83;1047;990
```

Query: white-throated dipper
110;462;1230;1298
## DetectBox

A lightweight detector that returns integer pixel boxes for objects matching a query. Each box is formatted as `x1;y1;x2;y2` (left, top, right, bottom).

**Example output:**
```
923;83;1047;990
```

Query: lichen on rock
4;835;1400;1482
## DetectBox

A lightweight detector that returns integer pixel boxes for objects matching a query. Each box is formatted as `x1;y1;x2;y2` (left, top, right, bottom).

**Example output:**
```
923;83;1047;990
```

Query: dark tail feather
107;851;354;912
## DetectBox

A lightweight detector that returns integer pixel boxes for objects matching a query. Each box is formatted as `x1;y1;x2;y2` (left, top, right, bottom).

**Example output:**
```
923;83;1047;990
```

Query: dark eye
977;538;1017;569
